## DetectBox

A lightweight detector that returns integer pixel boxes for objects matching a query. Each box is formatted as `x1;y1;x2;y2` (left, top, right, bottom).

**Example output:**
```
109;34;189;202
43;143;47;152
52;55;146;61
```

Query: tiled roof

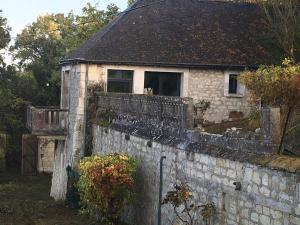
62;0;270;69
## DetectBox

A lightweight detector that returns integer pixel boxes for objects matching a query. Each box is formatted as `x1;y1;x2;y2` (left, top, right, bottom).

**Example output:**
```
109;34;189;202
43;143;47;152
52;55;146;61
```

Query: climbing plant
85;82;105;156
77;153;137;224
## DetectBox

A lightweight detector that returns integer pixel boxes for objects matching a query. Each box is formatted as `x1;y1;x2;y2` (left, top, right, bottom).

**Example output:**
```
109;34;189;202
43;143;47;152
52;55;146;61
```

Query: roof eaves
59;58;257;70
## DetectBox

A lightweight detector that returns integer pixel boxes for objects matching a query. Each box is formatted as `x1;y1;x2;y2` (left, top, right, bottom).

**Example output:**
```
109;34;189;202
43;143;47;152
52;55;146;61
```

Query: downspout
158;155;166;225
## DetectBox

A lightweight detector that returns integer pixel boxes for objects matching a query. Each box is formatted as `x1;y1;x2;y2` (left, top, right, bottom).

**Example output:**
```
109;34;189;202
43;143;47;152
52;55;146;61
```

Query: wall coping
96;125;300;174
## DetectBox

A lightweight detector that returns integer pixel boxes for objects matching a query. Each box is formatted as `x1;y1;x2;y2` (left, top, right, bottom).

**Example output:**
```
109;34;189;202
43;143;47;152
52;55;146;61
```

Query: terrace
26;106;68;136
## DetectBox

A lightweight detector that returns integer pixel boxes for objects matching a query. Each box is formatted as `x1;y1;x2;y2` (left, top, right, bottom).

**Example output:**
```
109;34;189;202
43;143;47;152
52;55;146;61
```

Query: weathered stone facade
188;69;252;122
51;63;255;199
37;137;55;173
71;64;252;123
51;64;105;200
93;126;300;225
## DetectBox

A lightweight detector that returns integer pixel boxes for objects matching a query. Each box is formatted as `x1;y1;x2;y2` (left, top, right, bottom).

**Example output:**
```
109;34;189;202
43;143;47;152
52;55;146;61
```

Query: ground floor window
107;69;133;93
144;71;181;96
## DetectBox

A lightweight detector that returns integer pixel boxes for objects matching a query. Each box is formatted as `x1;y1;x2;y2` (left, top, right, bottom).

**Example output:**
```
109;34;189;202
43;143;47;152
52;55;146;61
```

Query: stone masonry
188;69;252;123
94;126;300;225
51;64;104;200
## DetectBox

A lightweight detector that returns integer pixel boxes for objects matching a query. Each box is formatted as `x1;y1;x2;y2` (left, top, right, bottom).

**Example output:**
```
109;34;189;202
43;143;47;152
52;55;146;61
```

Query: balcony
26;106;68;136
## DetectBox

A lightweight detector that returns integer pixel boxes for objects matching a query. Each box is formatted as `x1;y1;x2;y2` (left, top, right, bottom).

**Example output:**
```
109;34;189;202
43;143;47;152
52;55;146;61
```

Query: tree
240;59;300;154
0;10;10;63
253;0;300;62
128;0;136;7
0;12;29;160
11;3;119;106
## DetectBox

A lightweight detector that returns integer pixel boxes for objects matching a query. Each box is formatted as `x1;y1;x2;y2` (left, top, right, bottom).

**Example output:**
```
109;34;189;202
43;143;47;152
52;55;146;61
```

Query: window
107;69;133;93
224;72;245;97
229;74;238;94
144;72;181;96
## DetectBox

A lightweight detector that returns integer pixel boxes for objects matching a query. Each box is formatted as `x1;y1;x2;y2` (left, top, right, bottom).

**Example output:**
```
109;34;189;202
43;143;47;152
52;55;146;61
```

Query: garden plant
77;153;137;224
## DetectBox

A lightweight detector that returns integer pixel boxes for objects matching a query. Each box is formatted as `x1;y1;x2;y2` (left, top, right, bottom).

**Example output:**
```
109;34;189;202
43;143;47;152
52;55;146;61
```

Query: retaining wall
93;126;300;225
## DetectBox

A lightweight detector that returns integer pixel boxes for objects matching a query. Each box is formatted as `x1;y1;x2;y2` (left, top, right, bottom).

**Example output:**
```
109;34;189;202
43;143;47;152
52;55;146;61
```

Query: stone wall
98;64;252;123
37;137;55;173
51;64;105;200
188;69;252;122
95;92;194;137
93;126;300;225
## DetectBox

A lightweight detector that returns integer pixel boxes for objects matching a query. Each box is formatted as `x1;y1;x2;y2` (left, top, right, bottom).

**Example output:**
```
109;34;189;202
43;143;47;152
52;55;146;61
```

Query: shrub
240;59;300;108
77;153;137;224
163;182;215;225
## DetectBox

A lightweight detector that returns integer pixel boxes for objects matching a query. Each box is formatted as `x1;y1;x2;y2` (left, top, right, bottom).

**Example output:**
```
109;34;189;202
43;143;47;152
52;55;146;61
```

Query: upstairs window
107;69;133;93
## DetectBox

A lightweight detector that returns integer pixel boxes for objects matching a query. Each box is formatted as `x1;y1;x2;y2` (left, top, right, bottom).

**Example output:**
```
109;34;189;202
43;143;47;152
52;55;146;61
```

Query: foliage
10;3;119;106
194;100;211;127
240;59;300;108
77;154;137;224
163;183;215;225
128;0;136;7
0;4;119;166
254;0;300;62
247;110;262;130
86;82;106;156
0;10;10;64
95;108;117;128
0;150;5;172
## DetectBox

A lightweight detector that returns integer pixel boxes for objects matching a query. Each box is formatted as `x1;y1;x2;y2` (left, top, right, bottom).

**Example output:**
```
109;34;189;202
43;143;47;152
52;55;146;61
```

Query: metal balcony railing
26;106;68;136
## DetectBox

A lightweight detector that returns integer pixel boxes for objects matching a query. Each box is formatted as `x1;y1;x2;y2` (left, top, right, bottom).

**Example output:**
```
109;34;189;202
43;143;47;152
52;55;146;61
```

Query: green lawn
0;169;96;225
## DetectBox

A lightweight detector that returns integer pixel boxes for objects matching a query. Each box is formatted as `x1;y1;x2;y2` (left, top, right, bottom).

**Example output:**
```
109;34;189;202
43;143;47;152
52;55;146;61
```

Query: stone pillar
270;108;281;144
261;107;281;151
183;97;194;129
133;68;145;94
50;140;68;200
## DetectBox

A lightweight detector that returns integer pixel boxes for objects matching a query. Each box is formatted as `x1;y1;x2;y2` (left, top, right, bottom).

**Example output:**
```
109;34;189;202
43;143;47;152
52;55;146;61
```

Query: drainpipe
158;155;166;225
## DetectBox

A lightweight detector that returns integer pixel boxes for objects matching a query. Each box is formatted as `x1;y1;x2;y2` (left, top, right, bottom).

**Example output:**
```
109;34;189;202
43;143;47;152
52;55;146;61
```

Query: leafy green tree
0;12;29;160
251;0;300;62
11;3;119;106
0;10;10;56
241;59;300;108
240;59;300;154
128;0;136;7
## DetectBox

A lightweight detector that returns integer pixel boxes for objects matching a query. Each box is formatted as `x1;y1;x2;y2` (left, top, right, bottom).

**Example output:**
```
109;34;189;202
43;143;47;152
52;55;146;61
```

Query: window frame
107;69;134;93
224;71;245;98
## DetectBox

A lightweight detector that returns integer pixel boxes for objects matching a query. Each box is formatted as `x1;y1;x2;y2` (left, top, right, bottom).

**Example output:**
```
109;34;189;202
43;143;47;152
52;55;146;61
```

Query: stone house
26;0;272;198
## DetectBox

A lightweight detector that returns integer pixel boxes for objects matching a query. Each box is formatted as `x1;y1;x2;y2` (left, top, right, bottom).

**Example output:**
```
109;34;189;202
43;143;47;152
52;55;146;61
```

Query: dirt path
0;170;96;225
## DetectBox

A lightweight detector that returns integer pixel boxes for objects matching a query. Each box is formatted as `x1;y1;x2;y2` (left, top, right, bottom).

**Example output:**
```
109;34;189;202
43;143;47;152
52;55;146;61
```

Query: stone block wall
93;126;300;225
95;92;194;137
97;64;252;123
51;64;105;200
37;137;55;173
188;70;252;122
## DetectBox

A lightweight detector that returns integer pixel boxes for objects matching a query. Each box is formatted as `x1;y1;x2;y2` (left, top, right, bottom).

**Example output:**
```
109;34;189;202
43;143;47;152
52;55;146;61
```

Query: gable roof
62;0;270;69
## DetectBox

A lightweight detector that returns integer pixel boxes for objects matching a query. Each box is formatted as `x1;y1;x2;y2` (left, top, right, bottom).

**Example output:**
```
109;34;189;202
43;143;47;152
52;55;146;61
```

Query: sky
0;0;128;37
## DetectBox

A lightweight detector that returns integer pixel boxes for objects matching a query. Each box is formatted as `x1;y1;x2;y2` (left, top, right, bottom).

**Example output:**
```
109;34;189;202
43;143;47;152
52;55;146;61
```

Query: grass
0;169;97;225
